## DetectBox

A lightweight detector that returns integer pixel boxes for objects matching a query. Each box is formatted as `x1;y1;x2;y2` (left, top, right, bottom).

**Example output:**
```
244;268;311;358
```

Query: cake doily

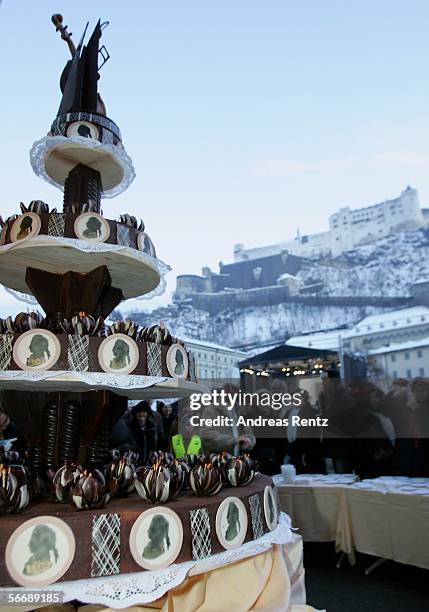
29;135;136;198
0;513;292;608
0;369;166;391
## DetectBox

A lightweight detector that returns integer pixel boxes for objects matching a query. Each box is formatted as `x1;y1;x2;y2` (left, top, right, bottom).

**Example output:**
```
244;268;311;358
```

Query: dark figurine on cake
30;13;135;205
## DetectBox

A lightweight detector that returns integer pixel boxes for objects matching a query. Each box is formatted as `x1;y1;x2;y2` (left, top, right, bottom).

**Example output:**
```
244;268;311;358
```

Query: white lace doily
0;370;165;391
0;513;292;608
29;135;135;198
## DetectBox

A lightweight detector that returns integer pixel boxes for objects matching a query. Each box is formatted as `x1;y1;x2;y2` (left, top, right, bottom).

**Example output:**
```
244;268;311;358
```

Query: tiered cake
0;15;279;589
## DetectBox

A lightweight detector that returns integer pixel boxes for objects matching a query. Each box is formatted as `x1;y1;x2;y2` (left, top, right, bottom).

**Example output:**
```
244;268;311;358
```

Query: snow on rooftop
343;306;429;338
287;305;429;349
412;278;429;285
368;336;429;356
183;337;248;355
235;244;283;260
286;329;343;351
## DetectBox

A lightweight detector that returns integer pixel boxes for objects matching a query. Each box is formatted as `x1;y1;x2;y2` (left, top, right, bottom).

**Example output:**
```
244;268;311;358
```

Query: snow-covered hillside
126;227;429;350
297;228;429;297
129;301;391;351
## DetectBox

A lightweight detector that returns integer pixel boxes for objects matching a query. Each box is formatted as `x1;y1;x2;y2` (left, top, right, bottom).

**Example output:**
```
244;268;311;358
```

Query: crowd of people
104;375;429;479
1;375;428;480
264;375;429;479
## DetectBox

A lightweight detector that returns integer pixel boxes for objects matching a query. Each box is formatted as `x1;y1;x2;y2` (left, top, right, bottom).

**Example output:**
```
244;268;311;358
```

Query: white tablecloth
345;480;429;569
277;475;429;570
275;474;357;559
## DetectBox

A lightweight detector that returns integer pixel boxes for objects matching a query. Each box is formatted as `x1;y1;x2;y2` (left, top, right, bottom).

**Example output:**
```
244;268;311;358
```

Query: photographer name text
189;415;329;428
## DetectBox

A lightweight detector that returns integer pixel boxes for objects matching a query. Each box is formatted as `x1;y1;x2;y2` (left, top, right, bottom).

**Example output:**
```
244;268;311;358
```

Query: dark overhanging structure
239;344;339;381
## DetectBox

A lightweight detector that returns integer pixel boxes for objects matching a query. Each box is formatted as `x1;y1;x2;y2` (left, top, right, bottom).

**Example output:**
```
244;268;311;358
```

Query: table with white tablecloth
345;478;429;569
276;474;429;570
274;474;357;560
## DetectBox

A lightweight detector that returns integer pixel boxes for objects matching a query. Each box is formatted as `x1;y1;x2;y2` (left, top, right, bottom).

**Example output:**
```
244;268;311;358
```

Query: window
406;369;412;379
405;352;410;361
390;354;396;362
392;370;398;379
419;367;425;377
417;350;423;359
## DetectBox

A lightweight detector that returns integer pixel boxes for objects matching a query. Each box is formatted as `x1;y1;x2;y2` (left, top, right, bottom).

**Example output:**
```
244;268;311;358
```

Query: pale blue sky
1;1;429;314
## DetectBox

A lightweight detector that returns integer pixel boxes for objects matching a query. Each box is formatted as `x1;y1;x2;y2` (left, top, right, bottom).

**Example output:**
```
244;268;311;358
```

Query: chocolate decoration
0;466;30;514
3;212;144;251
222;456;255;487
189;463;223;497
63;165;102;214
0;475;274;586
71;469;109;510
25;266;123;321
88;416;110;468
6;334;194;382
41;403;59;471
59;401;81;465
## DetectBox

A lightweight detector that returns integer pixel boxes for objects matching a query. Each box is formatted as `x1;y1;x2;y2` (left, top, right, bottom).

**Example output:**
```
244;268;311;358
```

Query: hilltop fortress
234;186;424;261
129;187;429;351
175;187;427;305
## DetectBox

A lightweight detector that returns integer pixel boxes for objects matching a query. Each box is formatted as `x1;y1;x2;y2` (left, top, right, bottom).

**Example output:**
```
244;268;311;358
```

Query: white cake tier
0;236;168;299
30;135;135;198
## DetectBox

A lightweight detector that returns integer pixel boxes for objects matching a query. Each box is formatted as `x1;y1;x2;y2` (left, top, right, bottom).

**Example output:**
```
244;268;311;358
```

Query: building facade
184;338;248;379
368;337;429;381
340;306;429;355
329;186;423;256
